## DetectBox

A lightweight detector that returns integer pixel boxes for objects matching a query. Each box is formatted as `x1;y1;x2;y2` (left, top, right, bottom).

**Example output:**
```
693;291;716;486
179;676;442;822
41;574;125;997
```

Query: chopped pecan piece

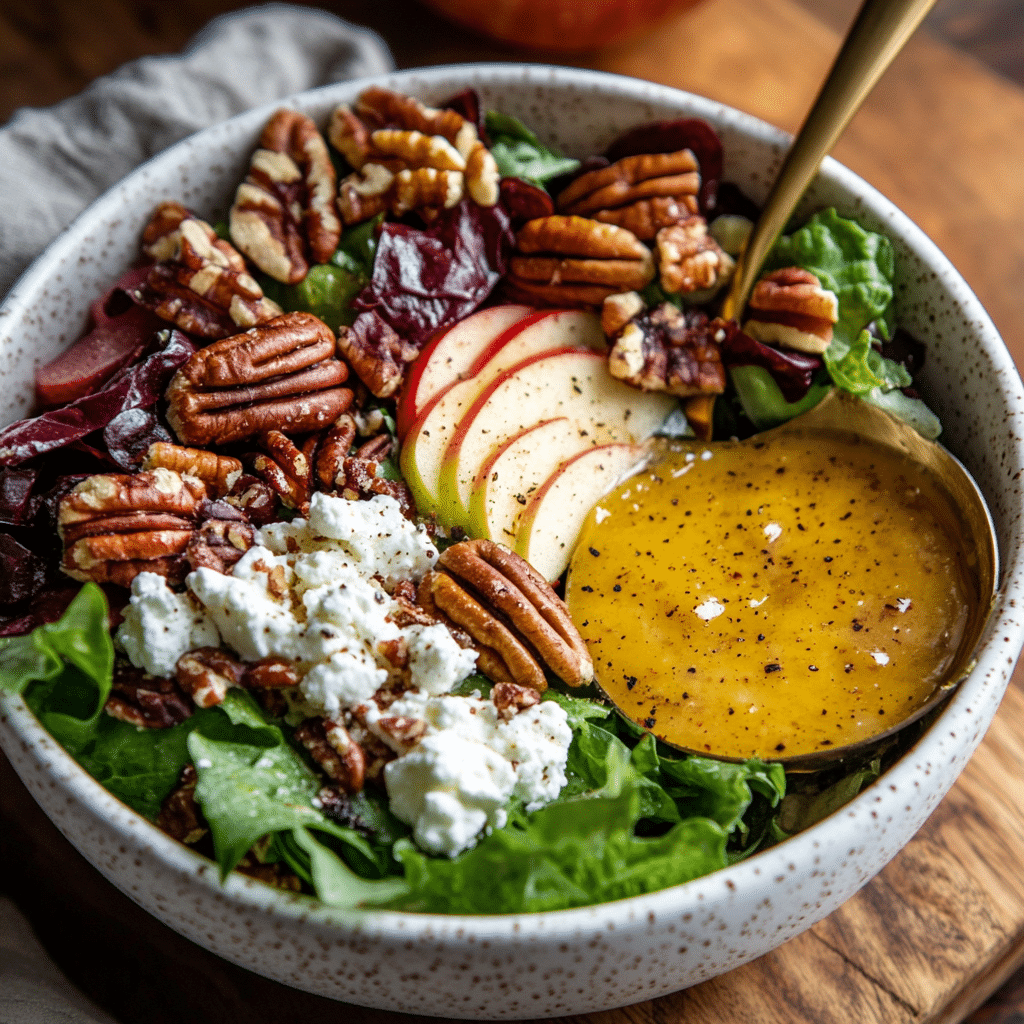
655;217;734;297
230;109;341;284
491;681;542;721
336;311;419;399
224;473;279;526
58;469;207;586
743;267;839;354
337;164;464;225
135;201;281;339
295;717;366;794
505;215;655;308
605;296;728;400
175;646;245;708
251;429;315;514
185;499;256;574
419;539;593;690
143;441;243;497
104;662;193;729
157;765;207;844
175;647;300;708
557;150;700;240
336;455;415;521
165;312;353;446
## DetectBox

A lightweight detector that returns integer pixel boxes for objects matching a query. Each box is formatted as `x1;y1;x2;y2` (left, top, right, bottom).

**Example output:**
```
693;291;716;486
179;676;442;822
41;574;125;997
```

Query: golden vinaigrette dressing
565;433;974;760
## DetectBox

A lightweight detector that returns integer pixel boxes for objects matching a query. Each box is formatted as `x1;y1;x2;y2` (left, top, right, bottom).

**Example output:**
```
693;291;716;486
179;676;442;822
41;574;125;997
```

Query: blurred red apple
420;0;703;51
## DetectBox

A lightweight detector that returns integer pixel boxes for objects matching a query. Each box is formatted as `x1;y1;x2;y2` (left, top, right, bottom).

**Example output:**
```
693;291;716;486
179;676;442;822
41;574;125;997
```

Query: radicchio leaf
443;88;487;144
103;408;174;470
0;533;47;605
353;200;514;347
0;468;37;526
499;178;555;224
0;330;194;467
720;327;822;403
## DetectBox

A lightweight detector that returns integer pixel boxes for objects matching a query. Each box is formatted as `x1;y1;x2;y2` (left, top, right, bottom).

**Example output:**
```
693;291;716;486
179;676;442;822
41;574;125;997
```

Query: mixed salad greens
0;92;942;914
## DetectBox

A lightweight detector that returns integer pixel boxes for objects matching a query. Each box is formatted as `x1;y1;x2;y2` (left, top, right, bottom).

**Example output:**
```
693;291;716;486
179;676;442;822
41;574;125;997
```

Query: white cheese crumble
897;597;912;612
368;691;572;857
694;596;725;621
870;650;890;666
763;522;782;542
116;572;220;676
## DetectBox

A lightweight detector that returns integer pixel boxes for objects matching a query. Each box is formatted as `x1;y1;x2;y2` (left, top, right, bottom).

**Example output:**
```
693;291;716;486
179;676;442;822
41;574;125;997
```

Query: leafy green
863;387;942;440
766;209;897;366
778;759;881;835
485;111;580;188
828;329;912;396
256;218;381;332
729;365;831;430
379;764;727;914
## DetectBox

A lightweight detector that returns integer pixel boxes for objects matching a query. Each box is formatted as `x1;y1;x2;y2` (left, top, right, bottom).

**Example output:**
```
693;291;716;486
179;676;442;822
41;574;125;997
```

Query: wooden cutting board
3;0;1024;1021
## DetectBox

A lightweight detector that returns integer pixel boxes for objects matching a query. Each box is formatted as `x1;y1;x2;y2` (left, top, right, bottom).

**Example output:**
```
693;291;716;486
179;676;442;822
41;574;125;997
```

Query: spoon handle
721;0;937;321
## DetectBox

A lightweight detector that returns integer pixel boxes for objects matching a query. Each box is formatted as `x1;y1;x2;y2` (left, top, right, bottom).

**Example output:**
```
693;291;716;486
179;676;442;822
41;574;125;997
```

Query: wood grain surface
2;1;1024;1022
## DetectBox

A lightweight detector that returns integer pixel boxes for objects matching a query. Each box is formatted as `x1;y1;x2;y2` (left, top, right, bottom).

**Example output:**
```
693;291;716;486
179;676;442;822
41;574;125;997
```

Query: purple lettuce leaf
720;327;823;403
0;330;194;467
353;200;514;347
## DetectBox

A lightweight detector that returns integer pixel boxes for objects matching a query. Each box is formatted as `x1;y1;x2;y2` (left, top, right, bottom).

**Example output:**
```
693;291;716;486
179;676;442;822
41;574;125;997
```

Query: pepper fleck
765;663;781;673
588;546;600;557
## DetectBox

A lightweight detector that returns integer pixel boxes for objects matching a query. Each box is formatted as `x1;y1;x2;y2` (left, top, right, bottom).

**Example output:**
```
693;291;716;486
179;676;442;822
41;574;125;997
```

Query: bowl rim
2;61;1022;940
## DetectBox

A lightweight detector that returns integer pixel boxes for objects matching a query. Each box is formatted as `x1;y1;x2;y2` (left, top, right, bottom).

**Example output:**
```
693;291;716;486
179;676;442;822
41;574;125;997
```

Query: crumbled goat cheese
364;691;572;854
385;732;514;858
406;623;479;695
694;596;725;621
117;572;220;677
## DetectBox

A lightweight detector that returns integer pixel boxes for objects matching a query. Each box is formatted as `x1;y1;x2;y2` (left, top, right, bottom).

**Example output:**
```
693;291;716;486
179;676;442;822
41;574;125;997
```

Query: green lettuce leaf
766;208;896;357
485;111;580;188
259;263;364;333
729;365;831;430
863;386;942;440
378;769;727;914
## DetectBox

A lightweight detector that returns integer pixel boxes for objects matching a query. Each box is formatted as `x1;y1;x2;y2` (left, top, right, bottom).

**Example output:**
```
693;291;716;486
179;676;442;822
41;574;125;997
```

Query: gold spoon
722;0;939;321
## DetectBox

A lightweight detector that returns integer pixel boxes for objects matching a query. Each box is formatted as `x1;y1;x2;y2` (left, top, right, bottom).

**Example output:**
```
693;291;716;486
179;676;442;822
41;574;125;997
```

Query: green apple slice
466;417;600;542
515;442;648;581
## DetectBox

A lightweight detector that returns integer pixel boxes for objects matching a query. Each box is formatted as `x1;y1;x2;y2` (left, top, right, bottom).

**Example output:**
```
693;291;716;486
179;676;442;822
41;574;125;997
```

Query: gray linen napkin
0;7;392;1021
0;2;394;299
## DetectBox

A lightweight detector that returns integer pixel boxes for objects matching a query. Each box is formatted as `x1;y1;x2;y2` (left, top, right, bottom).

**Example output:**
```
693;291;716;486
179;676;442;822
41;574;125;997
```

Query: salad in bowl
0;66;1019;1017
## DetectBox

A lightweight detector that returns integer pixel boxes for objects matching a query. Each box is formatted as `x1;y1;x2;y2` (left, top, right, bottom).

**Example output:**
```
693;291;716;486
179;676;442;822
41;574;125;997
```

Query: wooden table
3;1;1024;1021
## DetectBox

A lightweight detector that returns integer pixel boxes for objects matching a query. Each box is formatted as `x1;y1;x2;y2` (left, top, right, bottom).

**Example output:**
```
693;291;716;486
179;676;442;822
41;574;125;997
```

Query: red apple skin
396;304;532;439
420;0;701;51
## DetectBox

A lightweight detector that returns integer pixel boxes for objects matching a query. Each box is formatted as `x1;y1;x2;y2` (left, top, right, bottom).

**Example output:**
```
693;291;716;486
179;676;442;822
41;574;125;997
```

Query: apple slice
515;443;648;581
466;417;600;543
438;348;675;528
399;310;606;519
396;304;532;438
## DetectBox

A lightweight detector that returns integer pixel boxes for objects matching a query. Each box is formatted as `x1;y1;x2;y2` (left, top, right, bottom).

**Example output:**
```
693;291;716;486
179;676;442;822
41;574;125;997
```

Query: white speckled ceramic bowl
1;66;1023;1020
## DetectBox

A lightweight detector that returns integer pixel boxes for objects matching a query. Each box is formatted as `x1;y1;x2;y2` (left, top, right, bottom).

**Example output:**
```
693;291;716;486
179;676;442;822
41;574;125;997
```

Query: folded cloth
0;897;120;1024
0;3;394;299
0;9;392;1021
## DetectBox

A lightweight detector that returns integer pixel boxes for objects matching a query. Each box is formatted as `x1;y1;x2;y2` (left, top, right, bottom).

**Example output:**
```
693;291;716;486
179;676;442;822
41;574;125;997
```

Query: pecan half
655;217;734;297
58;469;206;586
605;297;728;399
175;647;300;708
165;312;353;446
556;150;701;240
505;215;655;308
135;201;281;339
295;717;366;794
143;441;243;497
419;539;593;690
315;414;357;489
743;267;839;354
338;164;464;225
229;109;341;284
104;662;193;729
